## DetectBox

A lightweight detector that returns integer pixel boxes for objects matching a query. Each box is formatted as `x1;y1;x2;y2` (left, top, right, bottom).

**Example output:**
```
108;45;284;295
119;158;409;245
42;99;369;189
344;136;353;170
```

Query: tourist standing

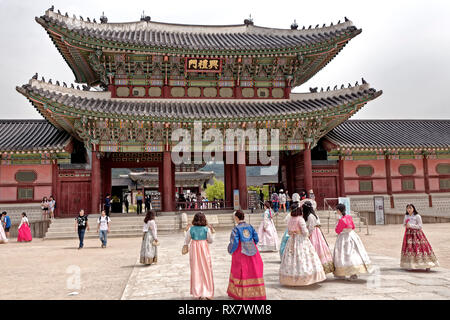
285;190;291;211
136;191;143;215
183;212;215;300
271;192;279;213
1;211;11;239
17;212;33;242
97;210;111;248
48;196;56;220
124;193;129;213
400;204;439;271
145;195;151;212
279;189;286;213
104;194;111;217
0;217;8;244
140;210;158;265
74;209;89;249
227;210;266;300
257;201;279;252
279;205;326;286
303;201;334;274
333;203;372;280
41;197;49;220
259;190;264;209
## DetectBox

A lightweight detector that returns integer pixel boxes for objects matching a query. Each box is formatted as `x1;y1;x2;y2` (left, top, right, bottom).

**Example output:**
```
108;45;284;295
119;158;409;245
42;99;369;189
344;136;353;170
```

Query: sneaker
349;274;358;281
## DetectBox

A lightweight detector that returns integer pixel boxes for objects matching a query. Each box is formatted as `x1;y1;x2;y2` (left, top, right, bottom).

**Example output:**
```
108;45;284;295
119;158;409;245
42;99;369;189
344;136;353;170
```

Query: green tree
247;185;269;201
205;178;225;200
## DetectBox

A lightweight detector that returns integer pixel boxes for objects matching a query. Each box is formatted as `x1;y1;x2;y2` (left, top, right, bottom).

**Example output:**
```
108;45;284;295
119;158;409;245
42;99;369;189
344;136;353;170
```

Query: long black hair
405;204;419;215
336;203;346;216
144;210;156;223
302;201;317;221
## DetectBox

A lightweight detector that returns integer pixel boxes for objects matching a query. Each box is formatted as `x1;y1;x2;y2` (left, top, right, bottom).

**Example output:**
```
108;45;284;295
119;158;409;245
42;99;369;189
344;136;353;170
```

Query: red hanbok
17;217;32;242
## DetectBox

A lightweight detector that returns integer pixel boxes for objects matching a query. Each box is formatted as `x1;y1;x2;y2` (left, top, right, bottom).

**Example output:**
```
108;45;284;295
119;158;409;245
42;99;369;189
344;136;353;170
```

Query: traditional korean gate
59;181;92;217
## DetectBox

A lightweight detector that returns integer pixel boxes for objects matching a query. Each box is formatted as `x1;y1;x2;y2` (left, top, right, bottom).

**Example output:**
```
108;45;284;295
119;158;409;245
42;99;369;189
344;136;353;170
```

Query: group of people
0;211;33;243
74;209;111;249
41;196;56;220
136;198;440;300
268;189;310;213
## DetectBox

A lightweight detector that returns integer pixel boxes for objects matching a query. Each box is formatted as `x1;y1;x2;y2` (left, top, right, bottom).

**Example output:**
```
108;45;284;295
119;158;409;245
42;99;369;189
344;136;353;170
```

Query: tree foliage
205;177;225;200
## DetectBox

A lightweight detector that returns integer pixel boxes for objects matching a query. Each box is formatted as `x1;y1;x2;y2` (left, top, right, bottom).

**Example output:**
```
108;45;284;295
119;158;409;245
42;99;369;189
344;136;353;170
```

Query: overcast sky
0;0;449;120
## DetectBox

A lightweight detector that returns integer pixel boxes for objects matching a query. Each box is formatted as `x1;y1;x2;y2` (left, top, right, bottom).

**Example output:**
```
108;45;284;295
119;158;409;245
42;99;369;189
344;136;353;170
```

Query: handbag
152;239;160;246
181;244;189;255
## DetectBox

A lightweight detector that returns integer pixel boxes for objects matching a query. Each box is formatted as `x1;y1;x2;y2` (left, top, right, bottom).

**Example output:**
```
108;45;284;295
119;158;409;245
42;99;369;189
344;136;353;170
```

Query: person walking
145;195;151;212
279;204;326;286
74;209;89;249
140;210;158;265
1;211;11;239
259;189;264;209
285;190;291;211
257;201;279;252
48;196;56;220
279;189;286;213
183;212;215;300
136;191;144;215
104;194;111;217
271;192;279;213
303;201;334;274
41;197;49;220
400;204;439;271
97;210;111;248
333;203;372;280
227;210;266;300
124;193;129;213
17;212;33;242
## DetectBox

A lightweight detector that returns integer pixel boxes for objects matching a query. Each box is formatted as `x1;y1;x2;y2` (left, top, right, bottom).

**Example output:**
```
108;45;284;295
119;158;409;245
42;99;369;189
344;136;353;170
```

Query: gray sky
1;0;449;120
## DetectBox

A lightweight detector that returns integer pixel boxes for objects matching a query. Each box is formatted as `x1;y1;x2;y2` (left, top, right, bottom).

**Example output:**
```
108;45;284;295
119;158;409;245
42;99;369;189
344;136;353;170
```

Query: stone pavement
121;229;450;300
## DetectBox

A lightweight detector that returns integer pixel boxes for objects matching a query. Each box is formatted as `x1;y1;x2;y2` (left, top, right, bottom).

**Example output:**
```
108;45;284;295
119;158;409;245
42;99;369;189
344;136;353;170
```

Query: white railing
323;198;369;235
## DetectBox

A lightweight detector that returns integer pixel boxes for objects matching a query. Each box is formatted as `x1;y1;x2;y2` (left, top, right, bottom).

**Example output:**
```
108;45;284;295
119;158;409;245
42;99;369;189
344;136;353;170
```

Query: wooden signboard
185;57;222;73
374;196;385;225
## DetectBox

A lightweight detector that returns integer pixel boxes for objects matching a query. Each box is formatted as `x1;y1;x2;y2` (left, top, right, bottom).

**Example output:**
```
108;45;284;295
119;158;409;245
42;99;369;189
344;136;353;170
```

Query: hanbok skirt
227;242;266;300
257;219;279;252
310;227;334;274
189;240;214;298
0;225;7;244
333;230;372;276
17;224;32;242
279;229;289;259
279;233;327;286
140;231;157;265
400;228;439;269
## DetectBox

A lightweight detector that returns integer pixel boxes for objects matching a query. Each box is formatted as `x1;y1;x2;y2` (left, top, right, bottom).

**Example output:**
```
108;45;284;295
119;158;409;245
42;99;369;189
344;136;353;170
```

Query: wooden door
59;181;92;217
313;177;338;210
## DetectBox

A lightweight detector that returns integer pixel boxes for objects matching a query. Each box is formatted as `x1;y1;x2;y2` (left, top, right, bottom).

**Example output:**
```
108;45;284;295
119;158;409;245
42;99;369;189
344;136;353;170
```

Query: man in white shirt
97;210;111;248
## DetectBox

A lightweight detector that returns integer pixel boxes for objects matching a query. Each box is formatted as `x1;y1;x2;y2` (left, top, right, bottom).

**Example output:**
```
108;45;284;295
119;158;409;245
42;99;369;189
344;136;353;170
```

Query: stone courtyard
1;223;450;300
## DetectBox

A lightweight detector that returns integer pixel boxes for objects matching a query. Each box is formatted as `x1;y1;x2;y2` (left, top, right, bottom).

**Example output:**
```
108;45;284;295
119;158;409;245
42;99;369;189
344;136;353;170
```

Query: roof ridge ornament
290;19;298;30
100;12;108;24
244;14;254;26
140;11;151;22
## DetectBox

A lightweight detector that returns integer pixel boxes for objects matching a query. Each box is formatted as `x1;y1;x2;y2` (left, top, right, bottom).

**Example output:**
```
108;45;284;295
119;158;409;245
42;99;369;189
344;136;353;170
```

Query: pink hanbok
257;208;279;252
184;225;214;299
17;217;32;242
306;214;334;274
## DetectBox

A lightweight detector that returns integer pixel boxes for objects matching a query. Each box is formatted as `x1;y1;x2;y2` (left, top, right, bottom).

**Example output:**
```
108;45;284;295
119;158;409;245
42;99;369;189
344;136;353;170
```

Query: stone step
44;230;178;240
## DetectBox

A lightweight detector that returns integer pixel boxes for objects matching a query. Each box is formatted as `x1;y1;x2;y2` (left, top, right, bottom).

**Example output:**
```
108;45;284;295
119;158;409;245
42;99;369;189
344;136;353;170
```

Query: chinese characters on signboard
185;58;222;73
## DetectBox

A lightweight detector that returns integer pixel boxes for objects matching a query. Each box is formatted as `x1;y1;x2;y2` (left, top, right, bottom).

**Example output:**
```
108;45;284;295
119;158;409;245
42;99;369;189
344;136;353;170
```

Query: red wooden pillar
91;150;101;214
237;150;248;210
51;161;59;217
338;155;345;197
423;155;432;207
224;160;233;208
303;145;313;197
162;151;175;212
385;156;394;208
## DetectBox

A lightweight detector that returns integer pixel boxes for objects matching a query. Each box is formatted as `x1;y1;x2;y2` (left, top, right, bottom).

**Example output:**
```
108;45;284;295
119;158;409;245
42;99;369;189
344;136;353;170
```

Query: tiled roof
17;79;381;120
325;120;450;149
37;9;360;51
0;120;71;152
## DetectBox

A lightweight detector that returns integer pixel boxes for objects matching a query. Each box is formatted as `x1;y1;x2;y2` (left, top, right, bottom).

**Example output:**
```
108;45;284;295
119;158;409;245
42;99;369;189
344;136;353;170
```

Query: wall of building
0;164;54;202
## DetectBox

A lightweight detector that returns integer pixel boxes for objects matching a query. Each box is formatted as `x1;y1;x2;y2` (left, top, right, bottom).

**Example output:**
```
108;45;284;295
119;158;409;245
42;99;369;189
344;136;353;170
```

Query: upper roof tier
38;9;359;52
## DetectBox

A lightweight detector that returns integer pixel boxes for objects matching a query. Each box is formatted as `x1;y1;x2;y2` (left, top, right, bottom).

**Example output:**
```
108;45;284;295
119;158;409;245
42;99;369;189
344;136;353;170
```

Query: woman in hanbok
0;219;7;244
279;205;326;286
302;202;334;274
183;212;215;300
279;202;299;259
140;210;158;265
333;204;372;280
17;212;32;242
257;201;279;252
400;204;439;270
227;210;266;300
